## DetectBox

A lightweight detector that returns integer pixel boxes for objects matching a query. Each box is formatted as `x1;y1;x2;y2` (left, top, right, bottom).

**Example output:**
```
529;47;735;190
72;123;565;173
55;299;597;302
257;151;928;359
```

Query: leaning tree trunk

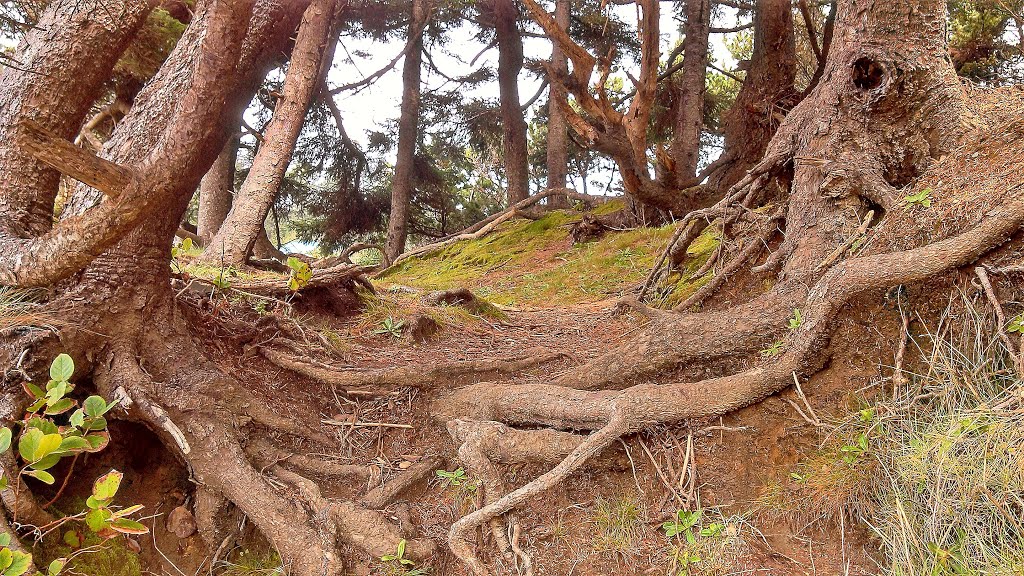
544;0;571;208
669;0;711;188
385;0;427;263
203;0;338;266
196;134;239;245
492;0;530;205
439;0;1012;573
708;0;798;193
0;0;151;239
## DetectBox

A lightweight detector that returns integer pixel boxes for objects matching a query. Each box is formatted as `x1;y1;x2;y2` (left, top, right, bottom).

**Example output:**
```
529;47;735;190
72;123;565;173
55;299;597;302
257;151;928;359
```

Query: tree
668;0;711;188
202;0;339;266
196;134;238;245
385;0;429;263
489;0;530;205
439;1;1024;573
544;0;571;208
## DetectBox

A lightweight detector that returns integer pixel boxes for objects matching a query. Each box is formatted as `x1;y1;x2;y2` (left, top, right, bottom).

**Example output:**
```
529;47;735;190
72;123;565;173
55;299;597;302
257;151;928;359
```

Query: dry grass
765;291;1024;575
0;287;58;332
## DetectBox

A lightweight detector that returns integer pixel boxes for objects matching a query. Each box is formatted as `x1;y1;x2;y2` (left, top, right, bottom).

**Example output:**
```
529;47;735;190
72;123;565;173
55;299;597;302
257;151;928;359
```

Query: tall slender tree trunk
671;0;711;187
545;0;570;208
203;0;338;266
385;0;427;263
709;0;798;192
196;134;238;245
493;0;530;205
0;0;151;239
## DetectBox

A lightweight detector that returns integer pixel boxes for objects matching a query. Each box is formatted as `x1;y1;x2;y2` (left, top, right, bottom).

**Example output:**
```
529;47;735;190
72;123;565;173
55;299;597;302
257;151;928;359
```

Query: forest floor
42;206;921;575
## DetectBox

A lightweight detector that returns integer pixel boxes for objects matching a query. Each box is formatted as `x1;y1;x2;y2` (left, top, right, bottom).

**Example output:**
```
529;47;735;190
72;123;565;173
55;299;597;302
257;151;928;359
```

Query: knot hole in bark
852;57;885;90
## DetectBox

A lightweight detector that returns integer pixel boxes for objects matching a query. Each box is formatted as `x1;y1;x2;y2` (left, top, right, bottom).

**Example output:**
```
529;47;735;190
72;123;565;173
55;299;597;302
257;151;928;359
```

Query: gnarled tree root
261;346;568;393
443;196;1024;574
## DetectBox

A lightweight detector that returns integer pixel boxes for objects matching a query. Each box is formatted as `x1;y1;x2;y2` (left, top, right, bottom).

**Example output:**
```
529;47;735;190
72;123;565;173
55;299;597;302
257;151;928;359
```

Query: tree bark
670;0;711;186
492;0;530;205
545;0;571;208
709;0;798;192
196;134;238;245
385;0;427;263
0;0;151;239
203;0;338;266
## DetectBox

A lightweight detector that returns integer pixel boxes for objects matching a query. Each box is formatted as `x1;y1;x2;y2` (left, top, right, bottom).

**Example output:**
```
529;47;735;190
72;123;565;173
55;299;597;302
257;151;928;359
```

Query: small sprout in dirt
903;188;932;208
789;472;806;483
373;317;405;338
286;257;312;292
1007;314;1024;333
590;496;643;555
614;247;639;267
787;309;803;330
859;408;875;423
211;266;234;290
380;539;428;575
435;468;474;490
760;340;785;358
662;509;702;543
839;432;870;464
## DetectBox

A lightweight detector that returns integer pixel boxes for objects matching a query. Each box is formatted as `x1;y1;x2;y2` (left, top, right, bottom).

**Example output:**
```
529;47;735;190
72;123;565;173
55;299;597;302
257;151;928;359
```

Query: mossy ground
380;205;718;309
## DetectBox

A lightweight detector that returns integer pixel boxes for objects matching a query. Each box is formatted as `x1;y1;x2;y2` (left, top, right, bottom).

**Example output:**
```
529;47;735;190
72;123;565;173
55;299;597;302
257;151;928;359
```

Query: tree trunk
545;0;570;208
493;0;530;205
0;0;151;239
670;0;711;187
203;0;338;266
709;0;798;193
385;0;427;263
196;134;238;245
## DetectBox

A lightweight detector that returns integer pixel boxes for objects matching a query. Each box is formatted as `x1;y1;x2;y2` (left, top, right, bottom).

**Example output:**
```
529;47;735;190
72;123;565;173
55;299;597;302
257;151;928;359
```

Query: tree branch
20;121;134;198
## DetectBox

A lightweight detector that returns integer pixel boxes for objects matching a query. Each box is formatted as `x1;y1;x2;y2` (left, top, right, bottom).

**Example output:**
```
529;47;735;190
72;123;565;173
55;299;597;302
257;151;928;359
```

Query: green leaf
112;504;145;519
57;437;90;453
63;530;80;548
69;410;85;429
83;396;109;418
5;551;32;576
45;382;67;404
24;469;55;485
82;433;110;453
43;398;75;416
0;533;9;547
30;454;61;472
109;518;148;535
0;549;12;571
24;417;57;435
92;470;122;501
22;383;44;400
49;354;74;382
83;417;108;432
47;558;65;576
0;428;11;453
85;508;111;532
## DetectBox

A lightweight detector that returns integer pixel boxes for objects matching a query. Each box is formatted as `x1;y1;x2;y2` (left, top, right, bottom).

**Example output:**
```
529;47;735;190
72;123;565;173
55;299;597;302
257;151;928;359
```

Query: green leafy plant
286;257;312;292
839;432;870;464
760;340;785;358
434;468;474;491
1007;314;1024;333
787;309;803;330
903;188;933;208
0;354;149;576
373;317;405;338
662;509;702;542
379;539;427;575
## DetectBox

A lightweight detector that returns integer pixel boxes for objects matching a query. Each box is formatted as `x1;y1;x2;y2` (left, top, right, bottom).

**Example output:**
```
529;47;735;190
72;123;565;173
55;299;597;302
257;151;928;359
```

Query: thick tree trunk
385;0;427;263
709;0;798;192
196;134;238;245
203;0;338;266
0;0;151;238
670;0;711;186
492;0;530;205
545;0;570;208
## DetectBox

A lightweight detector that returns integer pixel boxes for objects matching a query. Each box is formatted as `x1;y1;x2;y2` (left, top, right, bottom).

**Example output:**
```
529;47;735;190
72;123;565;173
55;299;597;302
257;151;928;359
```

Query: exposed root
673;206;784;311
444;195;1024;573
261;346;567;392
247;437;371;481
359;454;442;509
974;266;1023;375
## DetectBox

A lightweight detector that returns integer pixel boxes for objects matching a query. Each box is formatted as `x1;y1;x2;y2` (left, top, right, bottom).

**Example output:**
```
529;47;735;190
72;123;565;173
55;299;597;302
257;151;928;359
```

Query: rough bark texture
0;0;152;240
385;0;427;263
196;135;239;245
709;0;798;192
544;0;570;208
670;0;711;186
203;0;338;266
492;0;530;205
